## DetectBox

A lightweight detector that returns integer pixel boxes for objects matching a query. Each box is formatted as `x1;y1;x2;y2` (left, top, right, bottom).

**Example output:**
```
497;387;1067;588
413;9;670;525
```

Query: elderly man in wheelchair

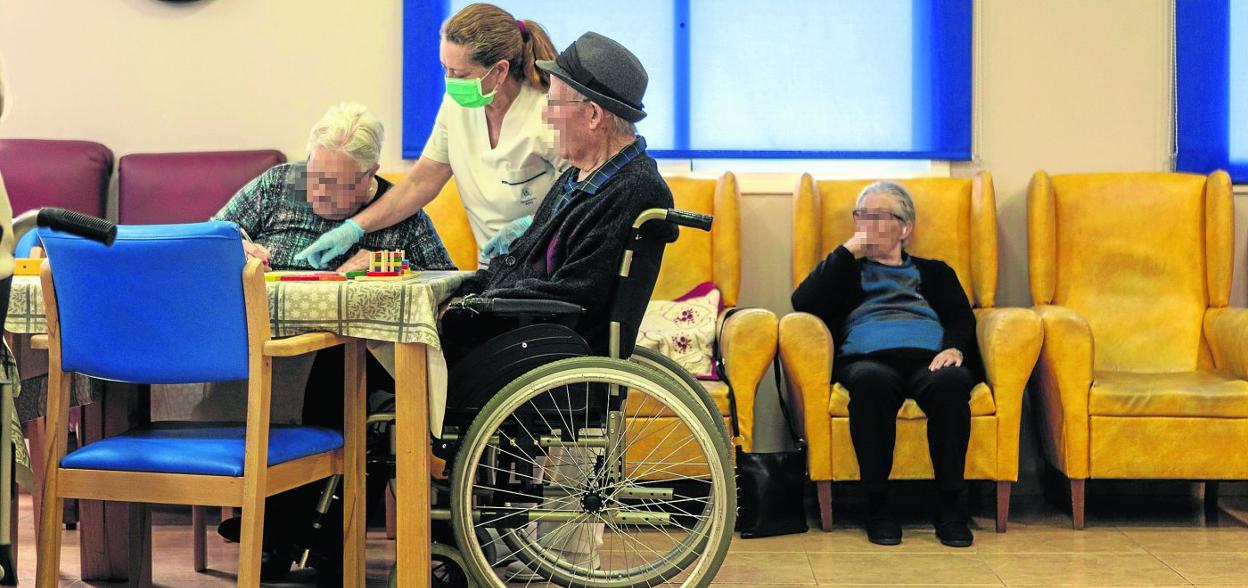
360;32;737;587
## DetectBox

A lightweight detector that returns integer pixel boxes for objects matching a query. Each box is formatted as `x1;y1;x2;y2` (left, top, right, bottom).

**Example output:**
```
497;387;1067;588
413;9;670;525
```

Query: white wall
0;0;407;168
4;0;1245;491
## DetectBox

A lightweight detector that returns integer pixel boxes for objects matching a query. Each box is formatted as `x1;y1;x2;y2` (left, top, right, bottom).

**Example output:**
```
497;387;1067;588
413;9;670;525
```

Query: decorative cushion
60;421;343;476
635;283;721;378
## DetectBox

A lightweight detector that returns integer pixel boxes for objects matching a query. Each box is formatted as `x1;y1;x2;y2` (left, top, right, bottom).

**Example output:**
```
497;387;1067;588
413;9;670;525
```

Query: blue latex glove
481;215;533;259
293;219;365;269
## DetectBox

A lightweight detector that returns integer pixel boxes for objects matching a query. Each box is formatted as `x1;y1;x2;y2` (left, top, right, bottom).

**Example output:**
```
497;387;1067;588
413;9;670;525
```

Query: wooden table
7;271;468;587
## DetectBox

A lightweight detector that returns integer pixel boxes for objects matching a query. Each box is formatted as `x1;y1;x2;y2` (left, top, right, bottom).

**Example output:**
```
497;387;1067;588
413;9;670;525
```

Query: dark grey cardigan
458;152;676;351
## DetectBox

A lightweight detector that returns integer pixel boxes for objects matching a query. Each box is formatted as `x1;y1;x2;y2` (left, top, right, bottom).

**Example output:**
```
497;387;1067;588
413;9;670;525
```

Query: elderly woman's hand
335;248;374;273
929;348;964;371
242;240;272;269
843;231;871;257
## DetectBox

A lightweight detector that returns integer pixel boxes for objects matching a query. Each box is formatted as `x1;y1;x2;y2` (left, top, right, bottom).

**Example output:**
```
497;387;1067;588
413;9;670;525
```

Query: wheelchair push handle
632;208;713;232
665;209;713;232
36;208;117;246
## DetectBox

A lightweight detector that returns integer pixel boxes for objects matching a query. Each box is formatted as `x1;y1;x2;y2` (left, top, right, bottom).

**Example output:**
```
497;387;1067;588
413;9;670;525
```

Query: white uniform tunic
422;83;566;254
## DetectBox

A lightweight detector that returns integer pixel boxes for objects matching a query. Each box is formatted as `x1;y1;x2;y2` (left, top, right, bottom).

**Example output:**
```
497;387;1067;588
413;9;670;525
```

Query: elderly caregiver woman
296;2;566;268
791;181;981;548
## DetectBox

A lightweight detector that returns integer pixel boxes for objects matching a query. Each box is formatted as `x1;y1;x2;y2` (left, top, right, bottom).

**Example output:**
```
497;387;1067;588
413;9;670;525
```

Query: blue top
840;256;945;356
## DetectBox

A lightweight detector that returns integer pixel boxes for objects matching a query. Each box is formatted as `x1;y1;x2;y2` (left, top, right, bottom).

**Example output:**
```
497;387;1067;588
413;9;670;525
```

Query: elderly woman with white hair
792;181;980;548
214;101;453;272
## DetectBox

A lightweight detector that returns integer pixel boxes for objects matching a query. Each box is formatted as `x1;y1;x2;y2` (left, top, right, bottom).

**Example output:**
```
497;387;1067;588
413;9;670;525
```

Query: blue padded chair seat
60;422;343;477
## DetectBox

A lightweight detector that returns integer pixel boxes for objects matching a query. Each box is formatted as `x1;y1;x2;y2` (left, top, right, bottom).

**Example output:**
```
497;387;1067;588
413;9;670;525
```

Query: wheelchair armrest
451;296;587;319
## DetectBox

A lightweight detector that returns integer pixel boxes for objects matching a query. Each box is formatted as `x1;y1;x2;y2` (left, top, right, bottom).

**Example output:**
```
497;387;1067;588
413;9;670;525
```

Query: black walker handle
36;208;117;246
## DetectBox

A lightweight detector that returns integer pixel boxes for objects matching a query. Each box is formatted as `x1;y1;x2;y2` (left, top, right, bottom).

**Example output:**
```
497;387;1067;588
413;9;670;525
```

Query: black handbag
717;310;809;538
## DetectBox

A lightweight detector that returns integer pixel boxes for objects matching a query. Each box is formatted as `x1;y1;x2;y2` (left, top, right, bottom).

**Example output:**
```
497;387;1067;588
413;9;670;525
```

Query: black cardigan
791;245;983;376
458;152;676;351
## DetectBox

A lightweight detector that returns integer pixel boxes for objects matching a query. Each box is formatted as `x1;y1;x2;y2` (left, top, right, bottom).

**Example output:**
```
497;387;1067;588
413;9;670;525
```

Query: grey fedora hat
536;31;648;123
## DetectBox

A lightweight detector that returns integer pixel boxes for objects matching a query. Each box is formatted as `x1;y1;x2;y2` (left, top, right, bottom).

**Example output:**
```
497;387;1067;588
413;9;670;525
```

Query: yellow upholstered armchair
1028;170;1242;529
780;172;1041;532
641;173;777;454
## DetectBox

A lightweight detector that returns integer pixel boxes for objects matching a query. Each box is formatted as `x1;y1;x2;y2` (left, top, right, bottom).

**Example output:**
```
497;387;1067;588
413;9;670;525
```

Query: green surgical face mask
445;64;498;108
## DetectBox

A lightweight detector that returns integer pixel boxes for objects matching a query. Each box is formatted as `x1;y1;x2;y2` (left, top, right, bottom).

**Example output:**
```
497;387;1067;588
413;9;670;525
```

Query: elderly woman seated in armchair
791;181;981;548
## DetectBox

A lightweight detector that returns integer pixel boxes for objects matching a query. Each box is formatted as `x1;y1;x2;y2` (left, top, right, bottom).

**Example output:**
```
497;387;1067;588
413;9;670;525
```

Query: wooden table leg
343;340;367;587
394;342;430;588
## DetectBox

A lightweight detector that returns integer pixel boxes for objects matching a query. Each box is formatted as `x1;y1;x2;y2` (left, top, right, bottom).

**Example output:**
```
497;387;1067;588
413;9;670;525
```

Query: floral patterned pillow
635;284;722;378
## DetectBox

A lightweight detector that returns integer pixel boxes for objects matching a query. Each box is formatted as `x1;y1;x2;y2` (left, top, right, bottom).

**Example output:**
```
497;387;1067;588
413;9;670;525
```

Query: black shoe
311;554;343;588
216;515;241;543
866;516;902;545
258;550;295;582
216;515;297;581
935;518;974;547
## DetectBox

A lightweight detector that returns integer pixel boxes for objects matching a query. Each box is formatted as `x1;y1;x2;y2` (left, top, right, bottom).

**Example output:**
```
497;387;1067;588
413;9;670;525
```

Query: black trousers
834;348;974;494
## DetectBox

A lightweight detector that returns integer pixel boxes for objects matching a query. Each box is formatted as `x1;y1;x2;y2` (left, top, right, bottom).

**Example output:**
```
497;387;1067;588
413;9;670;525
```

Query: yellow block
14;259;41;276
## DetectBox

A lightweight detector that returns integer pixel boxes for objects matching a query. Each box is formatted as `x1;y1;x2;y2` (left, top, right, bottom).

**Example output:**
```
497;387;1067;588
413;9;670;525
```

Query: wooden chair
34;221;366;586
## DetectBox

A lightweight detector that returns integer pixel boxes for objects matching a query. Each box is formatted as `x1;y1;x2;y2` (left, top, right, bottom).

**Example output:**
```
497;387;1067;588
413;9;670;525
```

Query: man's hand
242;240;272;268
294;220;365;269
929;348;964;371
335;249;374;273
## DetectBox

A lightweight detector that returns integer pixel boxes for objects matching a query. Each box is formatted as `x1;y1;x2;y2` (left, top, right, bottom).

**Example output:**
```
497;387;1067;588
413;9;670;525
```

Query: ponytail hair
516;19;557;91
443;3;558;92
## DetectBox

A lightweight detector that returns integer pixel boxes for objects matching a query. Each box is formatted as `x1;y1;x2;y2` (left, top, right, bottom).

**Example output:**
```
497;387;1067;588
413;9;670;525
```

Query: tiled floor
14;491;1248;586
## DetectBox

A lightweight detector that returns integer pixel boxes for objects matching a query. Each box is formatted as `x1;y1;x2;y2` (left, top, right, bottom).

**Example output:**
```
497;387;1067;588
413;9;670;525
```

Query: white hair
856;180;917;247
306;101;384;172
607;111;637;138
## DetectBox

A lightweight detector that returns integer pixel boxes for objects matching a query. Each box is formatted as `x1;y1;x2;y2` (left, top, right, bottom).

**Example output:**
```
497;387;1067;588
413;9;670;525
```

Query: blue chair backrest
38;221;251;383
14;230;40;258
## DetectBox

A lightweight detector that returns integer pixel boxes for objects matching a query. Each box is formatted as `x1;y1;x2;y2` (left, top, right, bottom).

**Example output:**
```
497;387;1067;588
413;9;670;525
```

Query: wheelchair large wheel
628;347;726;428
450;357;735;587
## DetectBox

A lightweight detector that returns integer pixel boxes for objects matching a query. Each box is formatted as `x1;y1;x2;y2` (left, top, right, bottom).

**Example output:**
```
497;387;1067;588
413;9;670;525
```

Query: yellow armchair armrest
974;307;1043;393
1033;304;1094;478
777;312;833;479
1204;307;1248;380
719;307;778;452
974;307;1042;481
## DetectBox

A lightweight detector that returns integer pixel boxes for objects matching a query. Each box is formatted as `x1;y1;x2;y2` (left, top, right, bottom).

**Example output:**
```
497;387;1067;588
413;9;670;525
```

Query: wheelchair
363;207;738;587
